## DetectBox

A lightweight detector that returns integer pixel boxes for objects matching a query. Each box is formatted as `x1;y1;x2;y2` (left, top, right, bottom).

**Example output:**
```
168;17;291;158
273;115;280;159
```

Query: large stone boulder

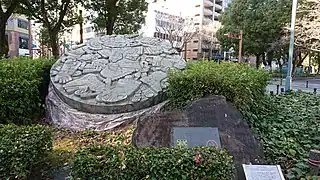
46;34;186;130
133;95;264;179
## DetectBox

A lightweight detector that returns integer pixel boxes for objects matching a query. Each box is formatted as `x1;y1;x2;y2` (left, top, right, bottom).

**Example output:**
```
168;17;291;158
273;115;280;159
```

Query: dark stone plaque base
133;95;265;180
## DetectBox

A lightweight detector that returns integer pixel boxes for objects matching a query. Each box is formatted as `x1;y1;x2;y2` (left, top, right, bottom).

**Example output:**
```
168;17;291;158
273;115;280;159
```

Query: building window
19;37;29;49
194;23;200;26
18;19;28;30
193;40;199;43
192;57;197;60
195;5;200;7
193;49;198;52
195;14;200;16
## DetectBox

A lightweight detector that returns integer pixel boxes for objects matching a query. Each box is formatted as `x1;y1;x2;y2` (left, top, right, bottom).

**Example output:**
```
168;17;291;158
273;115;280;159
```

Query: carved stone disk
50;34;186;114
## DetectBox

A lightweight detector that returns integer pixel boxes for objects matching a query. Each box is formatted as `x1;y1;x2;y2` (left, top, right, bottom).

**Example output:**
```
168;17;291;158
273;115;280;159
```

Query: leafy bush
72;146;234;179
168;61;270;110
0;57;54;124
246;92;320;179
0;124;53;179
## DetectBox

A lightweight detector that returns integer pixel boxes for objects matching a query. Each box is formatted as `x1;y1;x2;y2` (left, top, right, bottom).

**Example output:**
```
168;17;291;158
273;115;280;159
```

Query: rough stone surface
133;95;264;180
50;34;186;114
46;85;167;131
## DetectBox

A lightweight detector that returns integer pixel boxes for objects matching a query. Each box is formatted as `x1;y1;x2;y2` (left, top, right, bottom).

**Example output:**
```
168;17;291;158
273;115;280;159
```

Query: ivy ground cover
247;92;320;179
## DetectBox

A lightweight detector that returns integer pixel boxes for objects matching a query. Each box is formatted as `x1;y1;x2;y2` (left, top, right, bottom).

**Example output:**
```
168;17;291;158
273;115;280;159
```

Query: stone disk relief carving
50;34;186;114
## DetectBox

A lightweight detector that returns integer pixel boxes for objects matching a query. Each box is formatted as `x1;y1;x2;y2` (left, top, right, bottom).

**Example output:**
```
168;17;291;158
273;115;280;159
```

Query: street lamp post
285;0;298;92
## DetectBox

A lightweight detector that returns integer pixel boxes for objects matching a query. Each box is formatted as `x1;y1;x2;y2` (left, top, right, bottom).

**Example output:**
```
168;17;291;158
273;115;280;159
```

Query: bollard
308;150;320;176
306;81;309;88
270;91;274;95
281;88;284;93
276;85;280;95
314;88;317;94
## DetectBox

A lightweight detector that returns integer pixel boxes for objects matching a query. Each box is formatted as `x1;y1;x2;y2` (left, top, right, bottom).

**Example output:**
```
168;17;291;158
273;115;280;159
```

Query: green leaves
0;57;54;124
0;124;53;179
246;92;320;179
86;0;148;35
218;0;291;55
167;61;270;111
72;146;234;179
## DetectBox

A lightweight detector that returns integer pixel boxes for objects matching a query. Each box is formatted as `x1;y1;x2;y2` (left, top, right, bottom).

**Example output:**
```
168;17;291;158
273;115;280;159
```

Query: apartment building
187;0;230;60
5;14;32;57
142;1;184;48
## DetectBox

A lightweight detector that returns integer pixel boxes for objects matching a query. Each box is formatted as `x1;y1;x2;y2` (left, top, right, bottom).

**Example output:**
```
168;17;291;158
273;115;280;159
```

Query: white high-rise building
187;0;231;60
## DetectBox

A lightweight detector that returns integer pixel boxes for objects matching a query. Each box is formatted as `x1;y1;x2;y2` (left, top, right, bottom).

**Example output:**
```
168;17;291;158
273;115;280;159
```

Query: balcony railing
215;4;222;10
203;8;213;15
214;12;221;18
204;0;214;7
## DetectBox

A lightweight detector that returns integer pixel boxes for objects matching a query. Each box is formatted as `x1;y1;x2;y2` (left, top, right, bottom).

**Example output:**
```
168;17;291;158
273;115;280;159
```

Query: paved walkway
267;78;320;93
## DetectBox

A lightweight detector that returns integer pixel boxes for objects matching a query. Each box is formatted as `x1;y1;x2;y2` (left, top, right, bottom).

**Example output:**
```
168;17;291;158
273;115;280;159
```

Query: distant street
267;78;320;93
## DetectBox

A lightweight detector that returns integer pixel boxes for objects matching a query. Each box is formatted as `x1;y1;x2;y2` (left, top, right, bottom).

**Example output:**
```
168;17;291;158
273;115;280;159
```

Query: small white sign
242;164;285;180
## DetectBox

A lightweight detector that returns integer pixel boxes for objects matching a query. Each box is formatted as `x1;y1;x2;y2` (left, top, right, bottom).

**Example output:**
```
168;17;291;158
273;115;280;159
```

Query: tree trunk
262;53;267;66
49;31;59;59
267;51;273;69
79;10;84;44
0;20;9;58
292;53;299;77
255;54;260;69
318;53;320;74
106;17;114;35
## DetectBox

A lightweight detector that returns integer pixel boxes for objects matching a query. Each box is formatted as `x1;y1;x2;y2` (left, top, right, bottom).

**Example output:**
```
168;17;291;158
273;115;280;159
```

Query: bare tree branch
40;0;51;28
4;0;19;20
54;0;71;30
155;11;198;52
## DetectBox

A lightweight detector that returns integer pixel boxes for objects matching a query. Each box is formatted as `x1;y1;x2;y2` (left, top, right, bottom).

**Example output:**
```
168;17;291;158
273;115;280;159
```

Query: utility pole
28;18;32;58
238;30;243;62
184;42;187;60
285;0;298;92
210;31;214;60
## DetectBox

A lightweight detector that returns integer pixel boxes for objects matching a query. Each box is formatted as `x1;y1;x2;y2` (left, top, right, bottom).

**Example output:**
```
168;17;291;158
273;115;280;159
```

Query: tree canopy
21;0;80;58
86;0;148;35
217;0;291;59
294;0;320;51
0;0;21;57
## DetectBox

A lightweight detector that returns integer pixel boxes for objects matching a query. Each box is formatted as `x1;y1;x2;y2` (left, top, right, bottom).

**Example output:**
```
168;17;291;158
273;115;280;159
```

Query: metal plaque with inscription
242;164;285;180
172;127;221;148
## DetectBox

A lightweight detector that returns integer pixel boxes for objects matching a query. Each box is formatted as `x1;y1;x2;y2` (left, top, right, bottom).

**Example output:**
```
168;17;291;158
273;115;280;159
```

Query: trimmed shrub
168;61;270;110
0;124;53;179
72;146;234;179
0;57;54;124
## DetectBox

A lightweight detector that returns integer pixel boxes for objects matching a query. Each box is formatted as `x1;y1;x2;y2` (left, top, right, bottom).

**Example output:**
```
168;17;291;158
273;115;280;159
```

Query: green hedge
72;146;234;179
0;124;53;179
246;92;320;179
0;57;54;124
168;61;270;110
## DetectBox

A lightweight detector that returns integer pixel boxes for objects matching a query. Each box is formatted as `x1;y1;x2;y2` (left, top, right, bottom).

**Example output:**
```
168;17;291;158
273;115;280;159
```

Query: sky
147;0;195;17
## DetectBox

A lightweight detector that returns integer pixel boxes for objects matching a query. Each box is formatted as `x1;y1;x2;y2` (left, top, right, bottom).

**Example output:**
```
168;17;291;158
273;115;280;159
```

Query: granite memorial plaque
242;164;285;180
172;127;221;148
